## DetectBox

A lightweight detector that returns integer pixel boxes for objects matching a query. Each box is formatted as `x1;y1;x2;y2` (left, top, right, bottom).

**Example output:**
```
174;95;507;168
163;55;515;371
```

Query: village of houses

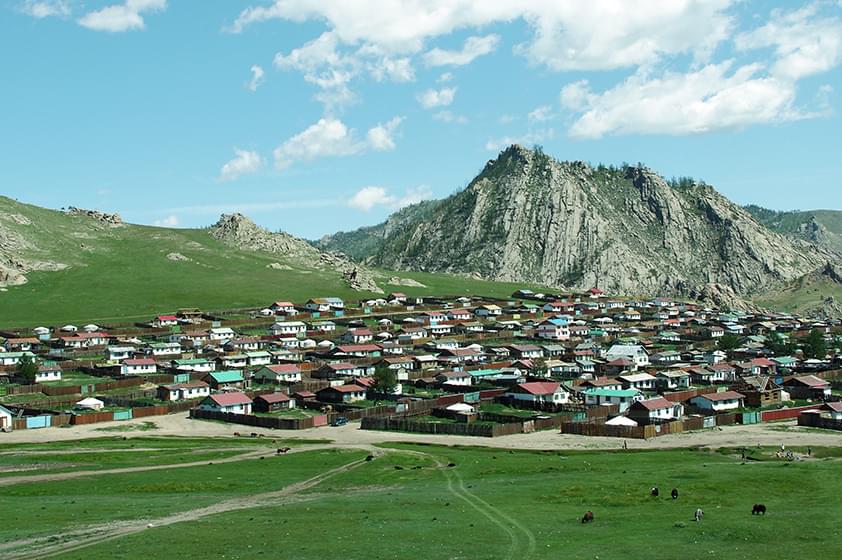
2;288;842;439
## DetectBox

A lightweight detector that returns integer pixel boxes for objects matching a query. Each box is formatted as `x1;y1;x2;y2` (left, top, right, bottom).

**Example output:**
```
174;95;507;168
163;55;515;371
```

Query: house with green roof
581;388;643;413
204;370;245;390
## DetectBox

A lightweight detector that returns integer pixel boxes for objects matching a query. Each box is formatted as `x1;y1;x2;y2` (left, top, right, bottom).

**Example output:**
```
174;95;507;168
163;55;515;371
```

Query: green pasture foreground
0;437;839;559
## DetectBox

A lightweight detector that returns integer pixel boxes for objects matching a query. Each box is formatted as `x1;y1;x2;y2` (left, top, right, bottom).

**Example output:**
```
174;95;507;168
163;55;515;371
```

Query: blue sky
2;0;841;238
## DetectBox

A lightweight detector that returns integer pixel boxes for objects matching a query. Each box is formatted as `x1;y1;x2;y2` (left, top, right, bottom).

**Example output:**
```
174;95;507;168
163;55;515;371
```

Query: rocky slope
320;145;836;301
210;213;383;293
744;206;842;255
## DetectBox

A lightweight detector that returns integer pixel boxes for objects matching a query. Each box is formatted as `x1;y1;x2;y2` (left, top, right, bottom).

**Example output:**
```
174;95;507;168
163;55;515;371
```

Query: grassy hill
744;205;842;254
0;196;547;327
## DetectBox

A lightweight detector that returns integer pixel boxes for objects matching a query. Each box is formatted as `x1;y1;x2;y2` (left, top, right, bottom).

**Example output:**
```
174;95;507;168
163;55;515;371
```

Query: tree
802;329;828;360
16;354;39;383
718;333;740;352
372;364;397;398
766;332;793;356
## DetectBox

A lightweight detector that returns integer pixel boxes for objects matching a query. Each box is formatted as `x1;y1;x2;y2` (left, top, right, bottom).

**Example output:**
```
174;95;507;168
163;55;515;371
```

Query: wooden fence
361;416;522;437
190;409;328;430
761;404;824;422
797;412;842;431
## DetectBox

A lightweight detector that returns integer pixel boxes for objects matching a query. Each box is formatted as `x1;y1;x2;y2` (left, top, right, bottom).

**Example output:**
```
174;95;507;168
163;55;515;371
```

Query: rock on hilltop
210;213;383;293
321;145;835;300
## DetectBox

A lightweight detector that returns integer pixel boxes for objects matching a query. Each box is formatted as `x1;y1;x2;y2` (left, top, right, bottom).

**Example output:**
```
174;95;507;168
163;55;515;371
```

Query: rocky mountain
744;205;842;255
320;145;838;303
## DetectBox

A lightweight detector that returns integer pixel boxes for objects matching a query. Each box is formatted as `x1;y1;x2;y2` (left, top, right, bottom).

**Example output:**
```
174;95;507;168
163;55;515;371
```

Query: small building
537;318;571;341
152;315;179;328
198;392;252;414
157;381;210;401
253;364;302;385
618;372;657;392
204;370;245;390
253;392;296;412
604;344;650;368
173;358;215;373
627;397;681;425
435;371;472;387
690;391;745;412
34;364;62;383
75;397;105;411
121;358;157;376
0;404;13;431
270;301;298;315
782;375;831;400
656;370;691;391
316;384;367;404
505;381;569;405
270;321;307;336
731;376;782;408
582;388;643;413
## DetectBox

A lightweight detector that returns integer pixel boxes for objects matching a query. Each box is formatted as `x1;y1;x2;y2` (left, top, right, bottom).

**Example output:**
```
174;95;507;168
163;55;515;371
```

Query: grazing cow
365;455;375;462
276;447;291;455
651;487;659;497
694;508;704;522
752;504;767;515
671;488;679;500
581;511;594;524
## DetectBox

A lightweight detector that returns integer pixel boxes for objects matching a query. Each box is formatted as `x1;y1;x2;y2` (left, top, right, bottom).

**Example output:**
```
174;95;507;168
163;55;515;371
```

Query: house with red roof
627;397;682;425
505;381;569;405
690;391;745;412
198;392;252;414
121;358;157;376
316;384;367;404
253;392;295;412
152;315;179;328
782;375;831;400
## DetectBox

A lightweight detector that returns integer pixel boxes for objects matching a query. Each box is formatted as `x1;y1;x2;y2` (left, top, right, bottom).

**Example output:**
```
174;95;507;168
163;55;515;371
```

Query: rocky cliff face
325;145;834;299
210;213;383;293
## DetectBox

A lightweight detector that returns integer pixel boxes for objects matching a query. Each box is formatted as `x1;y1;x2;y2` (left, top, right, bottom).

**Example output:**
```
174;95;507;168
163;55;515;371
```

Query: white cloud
21;0;70;18
735;3;842;80
229;1;734;71
417;87;456;109
347;186;393;211
78;0;166;32
219;149;263;182
366;116;404;150
273;116;404;169
153;215;179;227
527;105;554;123
424;34;500;66
247;65;265;91
437;72;454;83
559;61;801;139
485;128;555;151
347;185;432;211
368;56;415;82
433;110;468;124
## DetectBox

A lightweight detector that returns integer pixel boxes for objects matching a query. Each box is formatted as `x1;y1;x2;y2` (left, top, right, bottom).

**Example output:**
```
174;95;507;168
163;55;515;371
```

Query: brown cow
581;511;594;523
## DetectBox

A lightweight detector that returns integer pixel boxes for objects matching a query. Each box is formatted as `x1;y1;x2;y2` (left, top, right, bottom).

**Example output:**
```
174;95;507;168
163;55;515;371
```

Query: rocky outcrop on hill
324;145;835;301
66;207;123;226
210;213;382;293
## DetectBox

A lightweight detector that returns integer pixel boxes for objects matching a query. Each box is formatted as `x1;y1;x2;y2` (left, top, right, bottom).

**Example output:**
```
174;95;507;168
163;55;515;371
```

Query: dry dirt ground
1;412;839;451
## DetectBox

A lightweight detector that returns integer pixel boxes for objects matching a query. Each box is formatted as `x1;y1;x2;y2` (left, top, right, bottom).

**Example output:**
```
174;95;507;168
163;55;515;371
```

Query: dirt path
3;413;839;451
2;448;383;559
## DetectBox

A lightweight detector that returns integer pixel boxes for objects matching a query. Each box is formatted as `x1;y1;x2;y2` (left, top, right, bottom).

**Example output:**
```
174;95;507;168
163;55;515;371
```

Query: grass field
0;196;548;328
0;436;839;559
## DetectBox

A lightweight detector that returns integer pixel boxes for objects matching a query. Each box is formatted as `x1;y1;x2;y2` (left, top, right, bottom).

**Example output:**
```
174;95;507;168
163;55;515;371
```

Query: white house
690;391;745;412
208;327;236;342
121;358;157;376
270;301;298;315
107;346;136;361
151;315;179;328
198;392;253;414
505;381;569;405
35;365;62;383
435;371;472;387
246;351;272;367
618;372;657;391
627;397;681;424
582;388;644;413
0;405;13;431
474;304;502;317
604;344;650;367
0;352;35;367
270;321;307;336
537;318;570;341
157;381;210;401
146;342;181;357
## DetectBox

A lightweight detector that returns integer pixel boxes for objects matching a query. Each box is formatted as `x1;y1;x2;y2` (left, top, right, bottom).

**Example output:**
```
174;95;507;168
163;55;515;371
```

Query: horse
752;504;767;515
671;488;679;500
651;487;659;497
694;508;704;522
581;511;594;524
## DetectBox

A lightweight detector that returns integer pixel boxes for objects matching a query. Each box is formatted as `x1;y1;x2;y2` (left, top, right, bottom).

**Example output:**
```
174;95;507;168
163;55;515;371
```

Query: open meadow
0;435;840;560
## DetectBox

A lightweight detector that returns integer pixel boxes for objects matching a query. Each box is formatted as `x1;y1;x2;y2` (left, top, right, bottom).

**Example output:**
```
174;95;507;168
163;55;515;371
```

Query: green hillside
744;205;842;254
0;196;547;328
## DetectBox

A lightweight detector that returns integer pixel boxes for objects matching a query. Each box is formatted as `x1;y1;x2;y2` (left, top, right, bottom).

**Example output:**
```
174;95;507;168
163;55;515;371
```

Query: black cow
752;504;767;515
671;488;679;500
651;487;659;497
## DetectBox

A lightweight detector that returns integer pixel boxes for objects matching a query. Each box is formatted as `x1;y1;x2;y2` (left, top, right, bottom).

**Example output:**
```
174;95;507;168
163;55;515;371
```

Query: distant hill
319;145;838;308
744;205;842;254
0;197;538;326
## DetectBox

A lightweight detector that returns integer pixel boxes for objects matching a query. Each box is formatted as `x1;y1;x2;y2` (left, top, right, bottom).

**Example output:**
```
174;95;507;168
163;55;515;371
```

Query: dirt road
1;412;839;451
